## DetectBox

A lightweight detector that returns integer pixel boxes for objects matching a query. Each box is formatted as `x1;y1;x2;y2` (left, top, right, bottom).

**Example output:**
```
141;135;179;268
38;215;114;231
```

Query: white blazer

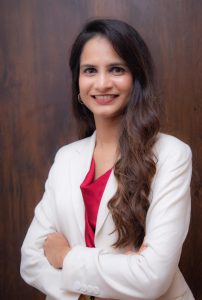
20;132;194;300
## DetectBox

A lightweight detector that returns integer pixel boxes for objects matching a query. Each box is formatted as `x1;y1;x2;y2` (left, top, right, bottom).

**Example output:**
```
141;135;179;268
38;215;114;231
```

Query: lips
92;94;118;104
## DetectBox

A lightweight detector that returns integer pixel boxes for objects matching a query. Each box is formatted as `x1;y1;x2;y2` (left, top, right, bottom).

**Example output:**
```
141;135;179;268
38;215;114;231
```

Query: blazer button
81;284;87;293
94;287;100;295
87;285;93;294
74;281;81;291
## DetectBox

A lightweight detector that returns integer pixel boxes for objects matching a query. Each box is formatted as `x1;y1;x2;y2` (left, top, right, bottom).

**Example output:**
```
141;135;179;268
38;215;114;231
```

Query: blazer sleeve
20;151;77;300
61;141;192;300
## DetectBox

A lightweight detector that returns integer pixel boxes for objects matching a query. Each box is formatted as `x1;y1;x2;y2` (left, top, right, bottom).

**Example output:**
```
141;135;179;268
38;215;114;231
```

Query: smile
92;94;119;104
92;94;119;105
93;94;118;99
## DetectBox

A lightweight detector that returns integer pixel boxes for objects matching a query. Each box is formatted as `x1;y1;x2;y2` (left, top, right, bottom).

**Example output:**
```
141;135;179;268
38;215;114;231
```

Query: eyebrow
80;62;128;69
80;64;95;69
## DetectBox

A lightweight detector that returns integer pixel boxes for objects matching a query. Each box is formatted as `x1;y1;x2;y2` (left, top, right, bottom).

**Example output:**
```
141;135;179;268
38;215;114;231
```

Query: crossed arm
43;233;147;269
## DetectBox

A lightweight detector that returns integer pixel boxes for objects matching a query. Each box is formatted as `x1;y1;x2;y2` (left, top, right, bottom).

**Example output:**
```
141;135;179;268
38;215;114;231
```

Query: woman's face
79;35;133;121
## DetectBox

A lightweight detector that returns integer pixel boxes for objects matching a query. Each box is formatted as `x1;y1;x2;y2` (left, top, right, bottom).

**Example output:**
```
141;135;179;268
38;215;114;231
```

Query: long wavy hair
69;19;160;249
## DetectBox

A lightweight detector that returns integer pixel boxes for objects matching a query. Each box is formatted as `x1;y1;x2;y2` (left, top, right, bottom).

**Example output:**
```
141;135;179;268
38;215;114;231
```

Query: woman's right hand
43;232;70;269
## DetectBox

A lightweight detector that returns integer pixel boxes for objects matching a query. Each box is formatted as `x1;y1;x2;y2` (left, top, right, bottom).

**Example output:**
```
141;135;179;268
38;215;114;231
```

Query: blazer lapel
70;132;96;238
95;170;117;236
69;131;117;240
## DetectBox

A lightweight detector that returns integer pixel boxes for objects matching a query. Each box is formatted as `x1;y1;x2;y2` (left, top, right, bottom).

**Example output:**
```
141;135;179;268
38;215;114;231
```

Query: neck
94;116;122;149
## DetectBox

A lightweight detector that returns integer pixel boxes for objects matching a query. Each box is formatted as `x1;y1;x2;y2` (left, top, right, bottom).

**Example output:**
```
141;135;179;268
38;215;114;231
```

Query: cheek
115;75;133;94
121;79;133;94
79;76;91;94
126;74;133;89
126;80;133;94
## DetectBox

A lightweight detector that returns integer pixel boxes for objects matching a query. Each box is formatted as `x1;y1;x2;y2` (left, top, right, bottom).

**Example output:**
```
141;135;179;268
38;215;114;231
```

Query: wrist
61;247;70;268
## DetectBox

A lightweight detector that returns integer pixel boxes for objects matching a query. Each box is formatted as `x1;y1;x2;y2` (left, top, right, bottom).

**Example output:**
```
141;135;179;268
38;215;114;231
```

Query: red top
80;158;112;247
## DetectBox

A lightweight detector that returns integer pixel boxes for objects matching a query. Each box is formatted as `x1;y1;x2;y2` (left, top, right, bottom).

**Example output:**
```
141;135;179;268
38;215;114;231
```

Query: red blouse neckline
80;158;112;247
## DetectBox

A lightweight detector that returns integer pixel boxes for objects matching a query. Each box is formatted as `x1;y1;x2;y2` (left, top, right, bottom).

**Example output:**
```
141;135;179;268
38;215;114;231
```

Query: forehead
80;35;125;64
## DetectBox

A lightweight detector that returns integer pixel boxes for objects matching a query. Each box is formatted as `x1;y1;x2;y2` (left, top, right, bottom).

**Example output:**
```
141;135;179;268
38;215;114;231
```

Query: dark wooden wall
0;0;201;299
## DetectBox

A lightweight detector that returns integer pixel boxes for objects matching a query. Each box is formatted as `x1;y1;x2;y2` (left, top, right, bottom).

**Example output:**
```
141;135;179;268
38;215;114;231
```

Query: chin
94;109;124;120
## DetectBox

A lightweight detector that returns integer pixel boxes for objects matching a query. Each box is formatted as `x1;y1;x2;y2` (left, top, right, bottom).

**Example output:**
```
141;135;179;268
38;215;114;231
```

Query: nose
94;72;112;91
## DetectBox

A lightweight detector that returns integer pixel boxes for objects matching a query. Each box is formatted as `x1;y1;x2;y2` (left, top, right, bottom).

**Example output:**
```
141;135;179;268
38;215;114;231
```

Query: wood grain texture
0;0;201;299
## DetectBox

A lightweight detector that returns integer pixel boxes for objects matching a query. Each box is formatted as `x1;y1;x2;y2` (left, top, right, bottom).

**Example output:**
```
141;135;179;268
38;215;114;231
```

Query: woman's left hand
43;232;70;269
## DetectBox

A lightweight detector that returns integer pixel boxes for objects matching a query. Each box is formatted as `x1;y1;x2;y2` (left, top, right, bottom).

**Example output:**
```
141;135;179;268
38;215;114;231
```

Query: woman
20;19;194;300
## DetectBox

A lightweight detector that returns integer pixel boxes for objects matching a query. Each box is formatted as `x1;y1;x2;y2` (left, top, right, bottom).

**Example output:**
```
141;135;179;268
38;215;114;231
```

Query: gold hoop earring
78;94;84;105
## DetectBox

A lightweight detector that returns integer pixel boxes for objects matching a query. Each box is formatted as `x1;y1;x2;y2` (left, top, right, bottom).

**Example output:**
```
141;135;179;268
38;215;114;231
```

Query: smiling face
79;35;133;121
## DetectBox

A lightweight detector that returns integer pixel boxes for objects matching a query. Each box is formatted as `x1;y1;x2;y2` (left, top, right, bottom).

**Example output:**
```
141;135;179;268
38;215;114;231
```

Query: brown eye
110;66;125;75
83;67;97;75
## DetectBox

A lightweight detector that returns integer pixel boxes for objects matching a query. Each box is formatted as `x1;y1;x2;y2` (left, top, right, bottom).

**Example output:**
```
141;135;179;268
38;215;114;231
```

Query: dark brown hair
69;19;160;249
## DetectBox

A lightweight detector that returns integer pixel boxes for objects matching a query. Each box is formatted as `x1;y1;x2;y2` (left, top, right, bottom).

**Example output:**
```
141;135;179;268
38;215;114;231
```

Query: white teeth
94;95;116;100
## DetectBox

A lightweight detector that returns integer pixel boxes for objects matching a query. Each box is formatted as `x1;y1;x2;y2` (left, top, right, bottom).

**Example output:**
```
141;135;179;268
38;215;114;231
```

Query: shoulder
154;133;192;164
46;134;95;181
54;134;94;163
149;133;192;210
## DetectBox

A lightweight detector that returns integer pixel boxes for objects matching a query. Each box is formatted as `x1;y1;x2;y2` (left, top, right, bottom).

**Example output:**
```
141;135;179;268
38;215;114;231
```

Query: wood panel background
0;0;201;299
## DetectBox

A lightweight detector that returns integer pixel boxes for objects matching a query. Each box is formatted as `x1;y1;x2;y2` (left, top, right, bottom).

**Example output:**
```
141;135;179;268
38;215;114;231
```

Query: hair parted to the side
69;19;160;249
